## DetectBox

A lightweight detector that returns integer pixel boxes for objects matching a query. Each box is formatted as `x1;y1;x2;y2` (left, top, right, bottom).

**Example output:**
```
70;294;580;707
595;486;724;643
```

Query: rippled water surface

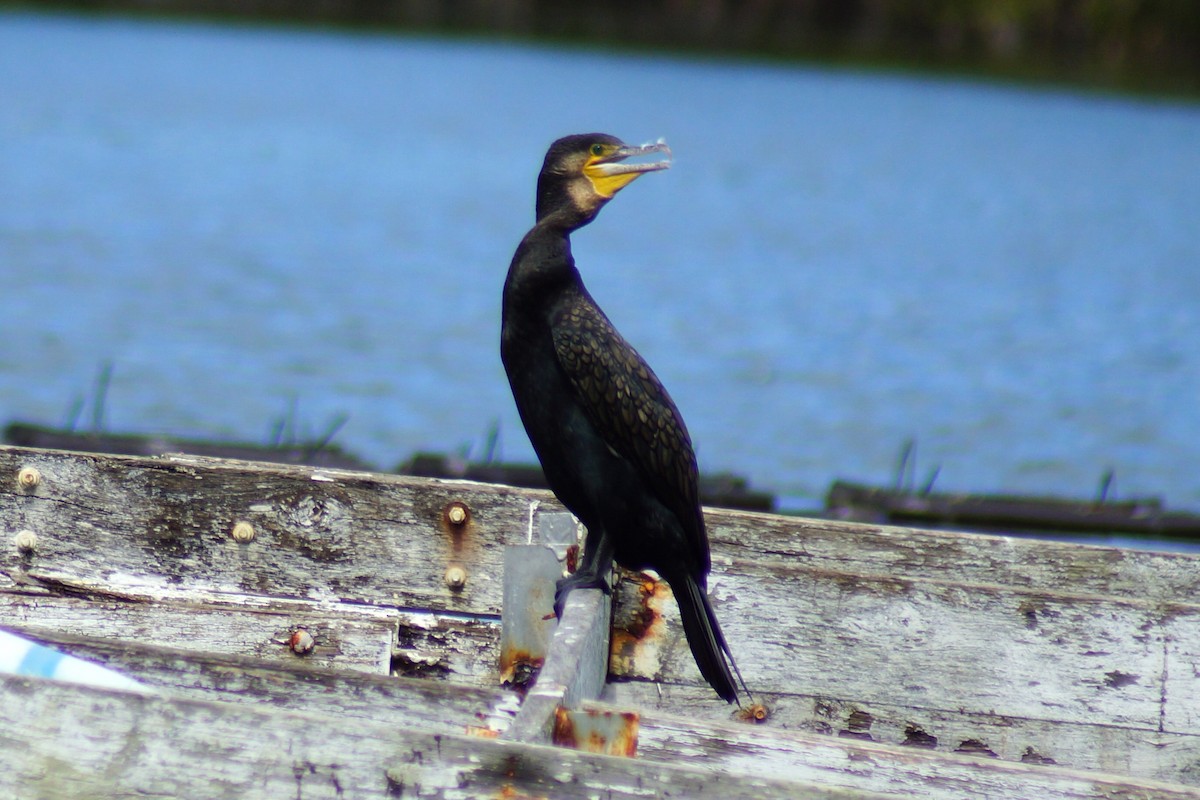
2;11;1198;512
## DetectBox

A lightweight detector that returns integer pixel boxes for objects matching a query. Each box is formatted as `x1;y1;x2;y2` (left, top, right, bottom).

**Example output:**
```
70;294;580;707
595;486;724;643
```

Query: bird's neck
503;219;583;312
535;201;597;232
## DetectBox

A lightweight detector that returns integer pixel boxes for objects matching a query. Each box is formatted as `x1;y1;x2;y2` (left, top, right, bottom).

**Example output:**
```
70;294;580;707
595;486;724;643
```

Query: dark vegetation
9;0;1200;96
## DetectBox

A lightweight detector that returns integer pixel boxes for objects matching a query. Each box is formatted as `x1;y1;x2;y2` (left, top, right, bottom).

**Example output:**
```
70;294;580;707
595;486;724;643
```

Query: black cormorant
501;133;747;704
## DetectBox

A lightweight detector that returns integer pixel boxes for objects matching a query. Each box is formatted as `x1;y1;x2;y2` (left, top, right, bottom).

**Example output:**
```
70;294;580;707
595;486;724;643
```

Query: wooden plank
706;508;1200;603
7;446;1200;785
0;674;885;800
606;563;1200;782
5;444;1200;637
616;701;1200;800
0;446;540;616
0;587;397;674
10;629;521;736
392;607;501;685
0;586;503;683
606;682;1200;785
612;561;1200;732
6;445;1200;616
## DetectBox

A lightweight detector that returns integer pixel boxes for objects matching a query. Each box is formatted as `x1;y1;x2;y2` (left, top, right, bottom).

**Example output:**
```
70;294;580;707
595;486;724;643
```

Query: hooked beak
583;139;672;198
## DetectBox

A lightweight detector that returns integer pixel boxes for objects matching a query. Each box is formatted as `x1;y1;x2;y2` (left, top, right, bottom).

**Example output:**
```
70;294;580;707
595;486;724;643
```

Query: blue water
1;11;1198;513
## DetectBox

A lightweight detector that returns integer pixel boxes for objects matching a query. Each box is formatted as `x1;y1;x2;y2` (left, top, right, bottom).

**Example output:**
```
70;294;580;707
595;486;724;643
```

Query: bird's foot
553;571;612;619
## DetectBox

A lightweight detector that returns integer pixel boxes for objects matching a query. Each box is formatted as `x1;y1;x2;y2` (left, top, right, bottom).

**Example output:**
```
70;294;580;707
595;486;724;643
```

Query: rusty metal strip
552;706;639;757
501;585;611;745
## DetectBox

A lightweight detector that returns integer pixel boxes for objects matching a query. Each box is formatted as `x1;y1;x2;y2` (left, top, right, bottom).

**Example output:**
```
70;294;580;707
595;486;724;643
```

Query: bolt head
444;564;468;590
14;530;37;553
445;502;469;526
289;628;315;655
17;467;41;490
231;521;256;543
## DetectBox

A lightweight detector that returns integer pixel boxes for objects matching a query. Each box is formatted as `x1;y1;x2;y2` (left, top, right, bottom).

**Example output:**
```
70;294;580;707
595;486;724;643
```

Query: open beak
584;139;672;198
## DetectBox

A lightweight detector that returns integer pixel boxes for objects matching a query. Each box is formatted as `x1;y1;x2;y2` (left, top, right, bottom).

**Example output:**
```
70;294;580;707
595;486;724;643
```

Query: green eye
590;143;605;156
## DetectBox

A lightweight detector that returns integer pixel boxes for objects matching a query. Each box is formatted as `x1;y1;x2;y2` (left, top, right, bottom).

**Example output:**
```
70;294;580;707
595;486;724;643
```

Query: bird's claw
553;572;611;619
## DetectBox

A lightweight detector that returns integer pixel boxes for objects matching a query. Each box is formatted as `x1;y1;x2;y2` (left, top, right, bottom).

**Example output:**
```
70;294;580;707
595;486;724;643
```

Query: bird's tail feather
674;574;747;704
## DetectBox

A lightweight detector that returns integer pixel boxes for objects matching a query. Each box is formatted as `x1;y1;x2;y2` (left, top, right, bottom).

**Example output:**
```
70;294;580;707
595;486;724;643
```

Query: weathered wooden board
619;701;1200;800
708;511;1200;603
1;447;541;616
5;446;1200;618
392;608;501;685
607;682;1200;785
0;587;397;673
0;674;885;800
31;629;1200;799
12;629;521;736
611;560;1200;734
10;562;1197;784
606;563;1200;783
4;671;1198;800
7;445;1200;787
0;586;503;683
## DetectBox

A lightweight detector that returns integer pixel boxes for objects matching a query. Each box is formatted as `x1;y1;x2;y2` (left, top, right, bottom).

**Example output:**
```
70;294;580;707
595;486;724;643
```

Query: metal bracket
500;510;624;748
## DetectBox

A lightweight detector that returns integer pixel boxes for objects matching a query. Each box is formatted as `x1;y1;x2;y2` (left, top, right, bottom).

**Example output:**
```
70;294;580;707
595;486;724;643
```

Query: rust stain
287;628;316;656
552;707;639;757
495;784;548;800
552;707;577;749
440;500;474;559
465;725;500;738
736;702;770;724
609;574;671;677
498;647;543;692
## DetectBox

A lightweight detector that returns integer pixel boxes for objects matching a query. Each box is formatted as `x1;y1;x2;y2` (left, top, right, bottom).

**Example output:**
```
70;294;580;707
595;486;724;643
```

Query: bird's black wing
550;300;708;564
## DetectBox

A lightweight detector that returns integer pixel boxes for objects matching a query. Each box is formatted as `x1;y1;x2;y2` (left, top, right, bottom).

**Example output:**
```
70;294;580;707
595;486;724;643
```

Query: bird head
535;133;672;224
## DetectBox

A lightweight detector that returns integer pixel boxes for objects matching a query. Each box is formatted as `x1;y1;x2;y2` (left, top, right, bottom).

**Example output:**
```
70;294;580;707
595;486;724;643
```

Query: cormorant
501;133;748;704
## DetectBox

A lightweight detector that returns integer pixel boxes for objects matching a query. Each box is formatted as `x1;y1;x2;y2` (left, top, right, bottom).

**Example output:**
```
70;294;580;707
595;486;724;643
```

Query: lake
1;10;1197;518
